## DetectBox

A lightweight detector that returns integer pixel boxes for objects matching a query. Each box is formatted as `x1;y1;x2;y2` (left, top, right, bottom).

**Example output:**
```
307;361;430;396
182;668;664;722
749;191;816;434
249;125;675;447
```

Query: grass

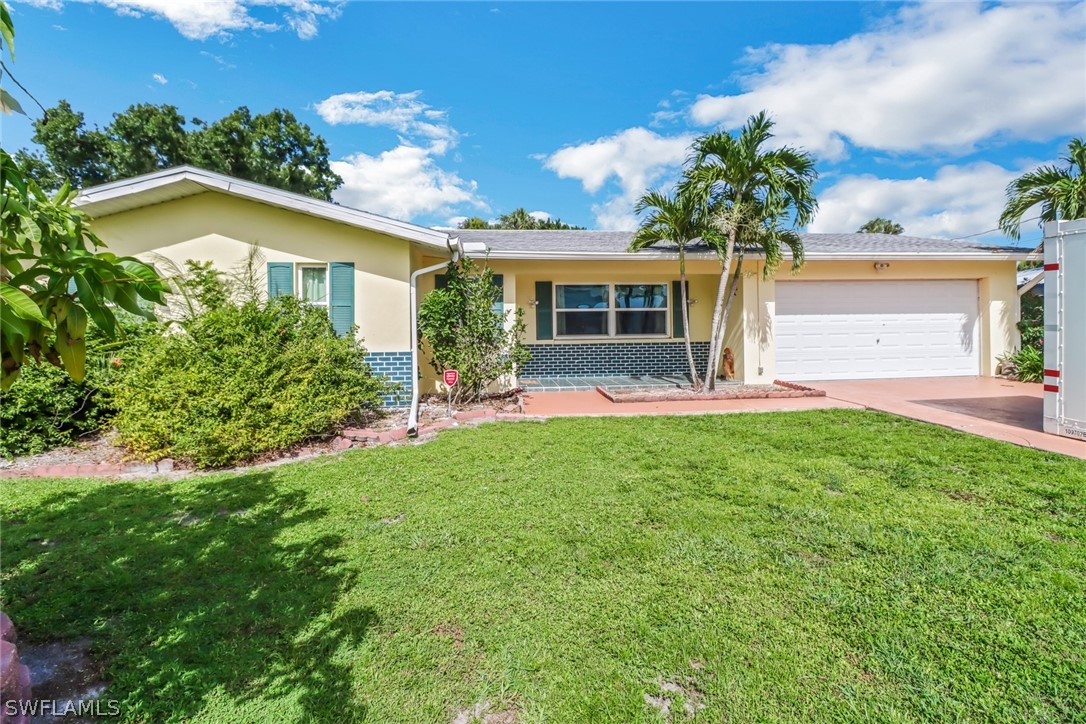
2;409;1085;722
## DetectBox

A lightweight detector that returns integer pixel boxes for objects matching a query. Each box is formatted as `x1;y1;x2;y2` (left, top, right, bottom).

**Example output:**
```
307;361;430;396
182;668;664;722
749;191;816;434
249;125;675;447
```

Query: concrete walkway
522;377;1086;459
803;377;1086;459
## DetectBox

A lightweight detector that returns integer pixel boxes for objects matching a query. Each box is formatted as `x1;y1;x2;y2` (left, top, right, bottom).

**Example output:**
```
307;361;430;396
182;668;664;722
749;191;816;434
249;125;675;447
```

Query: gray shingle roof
452;229;1030;257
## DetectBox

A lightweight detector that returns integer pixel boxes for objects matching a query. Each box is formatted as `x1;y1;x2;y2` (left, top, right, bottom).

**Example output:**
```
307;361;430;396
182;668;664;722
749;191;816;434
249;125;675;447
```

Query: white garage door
775;280;980;381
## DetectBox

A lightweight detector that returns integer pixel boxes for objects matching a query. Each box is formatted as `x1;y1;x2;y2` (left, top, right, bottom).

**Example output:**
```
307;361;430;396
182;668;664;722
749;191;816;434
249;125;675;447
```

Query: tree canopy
999;137;1086;240
16;101;343;201
858;217;904;235
458;208;585;230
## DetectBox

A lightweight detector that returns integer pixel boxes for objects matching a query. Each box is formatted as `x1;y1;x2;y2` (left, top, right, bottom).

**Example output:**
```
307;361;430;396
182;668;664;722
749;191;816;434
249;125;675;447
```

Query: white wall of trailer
1043;218;1086;441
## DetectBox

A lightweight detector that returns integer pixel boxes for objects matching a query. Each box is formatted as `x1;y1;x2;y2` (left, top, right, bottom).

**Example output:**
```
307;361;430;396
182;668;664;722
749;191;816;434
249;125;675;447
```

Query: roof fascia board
484;250;1031;262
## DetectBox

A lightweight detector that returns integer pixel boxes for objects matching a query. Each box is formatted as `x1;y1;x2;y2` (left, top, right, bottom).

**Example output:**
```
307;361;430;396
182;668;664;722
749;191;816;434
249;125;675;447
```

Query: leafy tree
630;189;706;389
418;256;530;403
682;112;817;390
19;101;343;201
458;208;585;230
190;107;342;200
459;216;491;229
1;7;168;390
858;217;904;234
999;137;1086;240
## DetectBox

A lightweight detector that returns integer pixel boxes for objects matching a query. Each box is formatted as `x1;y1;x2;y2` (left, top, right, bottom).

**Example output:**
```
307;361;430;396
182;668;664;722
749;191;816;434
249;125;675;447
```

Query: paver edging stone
595;380;825;403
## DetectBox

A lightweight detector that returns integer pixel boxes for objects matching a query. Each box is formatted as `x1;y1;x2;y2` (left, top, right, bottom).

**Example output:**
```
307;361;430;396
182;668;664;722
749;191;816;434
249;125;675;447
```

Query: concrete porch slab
800;377;1086;459
520;374;698;392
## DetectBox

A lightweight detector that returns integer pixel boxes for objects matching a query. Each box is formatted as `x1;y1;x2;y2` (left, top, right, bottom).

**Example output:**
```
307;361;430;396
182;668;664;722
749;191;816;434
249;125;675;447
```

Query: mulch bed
0;393;529;480
596;380;825;403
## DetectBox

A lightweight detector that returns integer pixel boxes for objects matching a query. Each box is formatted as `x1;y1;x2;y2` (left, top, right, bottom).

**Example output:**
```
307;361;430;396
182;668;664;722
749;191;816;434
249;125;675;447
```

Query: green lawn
2;410;1085;722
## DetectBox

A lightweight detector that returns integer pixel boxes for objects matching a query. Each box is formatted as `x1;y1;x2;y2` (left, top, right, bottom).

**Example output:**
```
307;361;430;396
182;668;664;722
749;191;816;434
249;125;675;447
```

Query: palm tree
630;189;705;389
713;200;805;368
858;217;904;234
682;112;818;389
1000;138;1086;240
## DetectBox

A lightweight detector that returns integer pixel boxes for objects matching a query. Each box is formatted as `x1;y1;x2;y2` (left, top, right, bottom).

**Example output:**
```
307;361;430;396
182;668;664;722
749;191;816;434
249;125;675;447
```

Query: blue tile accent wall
367;351;412;406
521;341;711;377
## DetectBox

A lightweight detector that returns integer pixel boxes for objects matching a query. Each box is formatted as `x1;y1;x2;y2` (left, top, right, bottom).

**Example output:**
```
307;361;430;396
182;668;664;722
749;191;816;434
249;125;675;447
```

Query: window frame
553;282;670;340
296;263;330;307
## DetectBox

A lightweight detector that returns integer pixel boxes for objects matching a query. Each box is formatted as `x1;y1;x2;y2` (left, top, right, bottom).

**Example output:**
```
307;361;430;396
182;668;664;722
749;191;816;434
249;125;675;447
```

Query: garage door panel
776;280;980;380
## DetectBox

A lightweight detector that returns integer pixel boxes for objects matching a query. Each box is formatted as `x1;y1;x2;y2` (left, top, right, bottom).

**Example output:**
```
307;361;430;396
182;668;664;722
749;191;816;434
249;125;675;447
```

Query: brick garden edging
594;380;826;404
0;410;532;480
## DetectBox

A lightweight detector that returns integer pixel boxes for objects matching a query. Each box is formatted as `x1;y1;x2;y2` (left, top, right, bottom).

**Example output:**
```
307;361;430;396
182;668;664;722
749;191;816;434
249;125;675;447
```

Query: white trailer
1043;218;1086;440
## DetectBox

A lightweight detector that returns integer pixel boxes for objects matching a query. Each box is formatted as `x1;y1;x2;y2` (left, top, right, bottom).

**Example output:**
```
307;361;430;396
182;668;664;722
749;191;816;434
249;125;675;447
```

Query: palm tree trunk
677;248;701;390
712;251;744;378
703;229;736;392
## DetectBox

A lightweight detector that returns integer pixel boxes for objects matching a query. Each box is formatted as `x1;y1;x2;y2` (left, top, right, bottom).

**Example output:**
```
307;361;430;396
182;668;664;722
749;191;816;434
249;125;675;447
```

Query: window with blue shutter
328;262;355;337
267;263;293;297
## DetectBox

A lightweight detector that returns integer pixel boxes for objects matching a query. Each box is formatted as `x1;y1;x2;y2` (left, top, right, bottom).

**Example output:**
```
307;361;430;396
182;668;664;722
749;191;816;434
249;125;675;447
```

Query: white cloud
317;89;483;221
331;144;486;221
528;210;550;222
19;0;342;40
689;3;1085;159
314;90;457;149
543;127;692;229
808;162;1026;239
151;72;167;84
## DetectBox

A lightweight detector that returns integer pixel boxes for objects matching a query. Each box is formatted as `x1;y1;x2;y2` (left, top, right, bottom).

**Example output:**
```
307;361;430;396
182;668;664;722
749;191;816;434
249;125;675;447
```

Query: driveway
804;377;1086;459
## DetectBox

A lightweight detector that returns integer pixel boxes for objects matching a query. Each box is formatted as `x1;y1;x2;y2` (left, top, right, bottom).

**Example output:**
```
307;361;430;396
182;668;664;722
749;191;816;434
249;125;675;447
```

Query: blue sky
3;1;1083;244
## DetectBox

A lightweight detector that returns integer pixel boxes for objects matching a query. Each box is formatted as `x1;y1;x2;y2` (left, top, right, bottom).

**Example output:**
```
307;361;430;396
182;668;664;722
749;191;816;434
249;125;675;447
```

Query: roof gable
74;166;452;250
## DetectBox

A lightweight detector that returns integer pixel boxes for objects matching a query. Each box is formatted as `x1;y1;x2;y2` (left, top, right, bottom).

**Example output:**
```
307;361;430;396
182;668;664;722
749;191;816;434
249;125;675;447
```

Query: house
75;166;1031;400
1018;267;1044;297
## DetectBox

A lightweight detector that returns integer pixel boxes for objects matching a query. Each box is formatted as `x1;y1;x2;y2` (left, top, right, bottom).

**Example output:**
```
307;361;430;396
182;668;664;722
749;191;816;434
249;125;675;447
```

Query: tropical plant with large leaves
1;150;168;388
999;138;1086;240
682;112;818;389
0;5;167;389
629;188;706;389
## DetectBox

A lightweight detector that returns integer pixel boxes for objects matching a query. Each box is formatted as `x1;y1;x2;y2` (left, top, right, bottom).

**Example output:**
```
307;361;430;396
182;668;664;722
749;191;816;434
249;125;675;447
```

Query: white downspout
407;237;461;437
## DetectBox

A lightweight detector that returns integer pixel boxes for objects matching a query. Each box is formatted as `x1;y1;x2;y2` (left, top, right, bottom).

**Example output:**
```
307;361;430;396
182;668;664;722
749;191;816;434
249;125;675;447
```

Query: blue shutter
672;280;688;338
329;262;355;337
491;274;504;320
267;263;293;297
535;281;553;340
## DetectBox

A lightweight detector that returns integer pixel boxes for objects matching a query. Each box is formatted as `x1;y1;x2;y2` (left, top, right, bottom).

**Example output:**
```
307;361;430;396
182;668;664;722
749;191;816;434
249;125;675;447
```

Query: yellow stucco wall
89;192;417;352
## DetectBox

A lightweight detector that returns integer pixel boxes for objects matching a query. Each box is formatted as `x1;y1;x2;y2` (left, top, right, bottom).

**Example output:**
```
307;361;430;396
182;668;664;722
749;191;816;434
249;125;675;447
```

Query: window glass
615;284;667;309
557;311;608;336
300;266;328;305
616;310;667;335
556;284;609;310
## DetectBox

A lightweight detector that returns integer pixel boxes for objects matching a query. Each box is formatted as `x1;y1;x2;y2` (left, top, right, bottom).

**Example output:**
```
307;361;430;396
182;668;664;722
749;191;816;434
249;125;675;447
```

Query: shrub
108;294;391;469
0;320;148;458
999;345;1044;383
1018;291;1043;350
418;257;530;403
